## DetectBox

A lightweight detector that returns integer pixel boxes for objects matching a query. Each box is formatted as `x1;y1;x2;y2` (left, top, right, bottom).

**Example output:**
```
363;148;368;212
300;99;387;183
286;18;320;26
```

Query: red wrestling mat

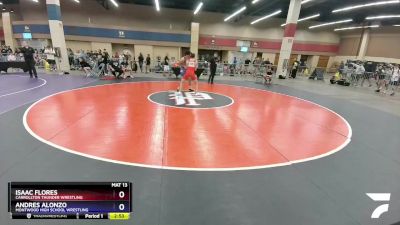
24;82;351;171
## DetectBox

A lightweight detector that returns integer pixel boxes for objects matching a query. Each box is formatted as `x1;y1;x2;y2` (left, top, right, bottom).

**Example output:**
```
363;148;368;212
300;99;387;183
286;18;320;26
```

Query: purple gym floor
0;73;96;115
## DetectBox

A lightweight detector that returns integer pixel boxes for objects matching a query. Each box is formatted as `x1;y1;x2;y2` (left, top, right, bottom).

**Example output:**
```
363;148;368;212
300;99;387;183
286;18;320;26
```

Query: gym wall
262;53;276;63
134;45;154;60
338;36;361;56
13;0;339;47
91;42;112;55
66;40;92;52
153;46;180;61
367;33;400;59
8;0;400;64
112;44;135;57
333;28;400;65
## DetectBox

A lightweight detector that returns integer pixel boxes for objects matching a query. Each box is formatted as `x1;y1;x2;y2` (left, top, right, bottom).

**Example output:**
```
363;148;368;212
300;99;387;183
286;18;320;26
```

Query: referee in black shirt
20;41;38;78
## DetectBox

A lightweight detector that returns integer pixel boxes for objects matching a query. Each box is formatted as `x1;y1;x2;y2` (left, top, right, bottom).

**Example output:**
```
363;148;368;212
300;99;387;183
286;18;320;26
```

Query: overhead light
334;25;380;31
299;13;320;22
224;6;246;22
301;0;313;4
252;0;261;4
155;0;160;11
73;0;80;2
332;0;400;13
109;0;118;7
251;10;282;25
2;7;5;11
309;19;353;29
281;13;320;26
194;2;203;15
0;2;3;5
32;0;38;2
10;8;14;12
366;15;400;20
394;24;400;26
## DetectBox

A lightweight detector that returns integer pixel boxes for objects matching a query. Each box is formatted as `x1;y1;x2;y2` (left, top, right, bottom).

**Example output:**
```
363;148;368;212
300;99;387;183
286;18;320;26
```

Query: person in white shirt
389;65;399;96
351;62;365;86
44;46;56;71
7;53;16;62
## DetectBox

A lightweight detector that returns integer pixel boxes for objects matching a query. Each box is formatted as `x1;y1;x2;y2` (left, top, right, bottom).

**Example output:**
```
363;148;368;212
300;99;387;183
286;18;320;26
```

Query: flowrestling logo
366;193;391;219
148;91;234;109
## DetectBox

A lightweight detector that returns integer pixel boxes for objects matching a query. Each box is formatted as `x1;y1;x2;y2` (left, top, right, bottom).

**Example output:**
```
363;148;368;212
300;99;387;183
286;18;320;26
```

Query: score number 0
118;191;125;211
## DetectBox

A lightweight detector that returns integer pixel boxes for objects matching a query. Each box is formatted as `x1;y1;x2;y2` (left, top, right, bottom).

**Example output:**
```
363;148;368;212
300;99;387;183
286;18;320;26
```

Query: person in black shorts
20;41;38;78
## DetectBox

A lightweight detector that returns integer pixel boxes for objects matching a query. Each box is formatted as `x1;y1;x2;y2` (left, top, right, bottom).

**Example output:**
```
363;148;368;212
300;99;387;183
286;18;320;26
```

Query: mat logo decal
366;193;391;219
169;92;213;106
148;91;234;109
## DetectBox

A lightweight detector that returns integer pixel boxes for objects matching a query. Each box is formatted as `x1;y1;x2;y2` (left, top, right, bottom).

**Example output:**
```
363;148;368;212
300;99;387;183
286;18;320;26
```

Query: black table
0;62;29;73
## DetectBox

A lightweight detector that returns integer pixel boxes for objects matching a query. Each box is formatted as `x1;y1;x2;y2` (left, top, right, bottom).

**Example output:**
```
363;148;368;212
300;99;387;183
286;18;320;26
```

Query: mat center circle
24;82;351;171
148;91;234;109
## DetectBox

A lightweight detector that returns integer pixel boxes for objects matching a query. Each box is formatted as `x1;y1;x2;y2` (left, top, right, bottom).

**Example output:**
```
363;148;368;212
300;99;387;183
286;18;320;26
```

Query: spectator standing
101;51;109;73
157;56;161;67
389;65;399;96
145;54;151;73
163;54;170;76
337;61;344;76
164;55;169;66
352;62;365;86
290;61;299;78
132;57;138;73
123;52;128;60
67;48;74;66
138;53;144;73
20;41;38;78
119;53;124;64
253;57;261;75
76;50;83;60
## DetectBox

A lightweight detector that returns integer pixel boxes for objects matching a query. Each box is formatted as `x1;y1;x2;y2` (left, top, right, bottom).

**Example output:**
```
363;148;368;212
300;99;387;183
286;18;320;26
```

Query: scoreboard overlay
8;182;132;220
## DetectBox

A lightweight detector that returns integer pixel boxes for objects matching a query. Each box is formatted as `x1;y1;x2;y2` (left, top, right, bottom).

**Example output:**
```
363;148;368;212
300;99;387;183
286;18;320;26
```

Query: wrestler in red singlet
183;54;198;81
177;52;198;92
